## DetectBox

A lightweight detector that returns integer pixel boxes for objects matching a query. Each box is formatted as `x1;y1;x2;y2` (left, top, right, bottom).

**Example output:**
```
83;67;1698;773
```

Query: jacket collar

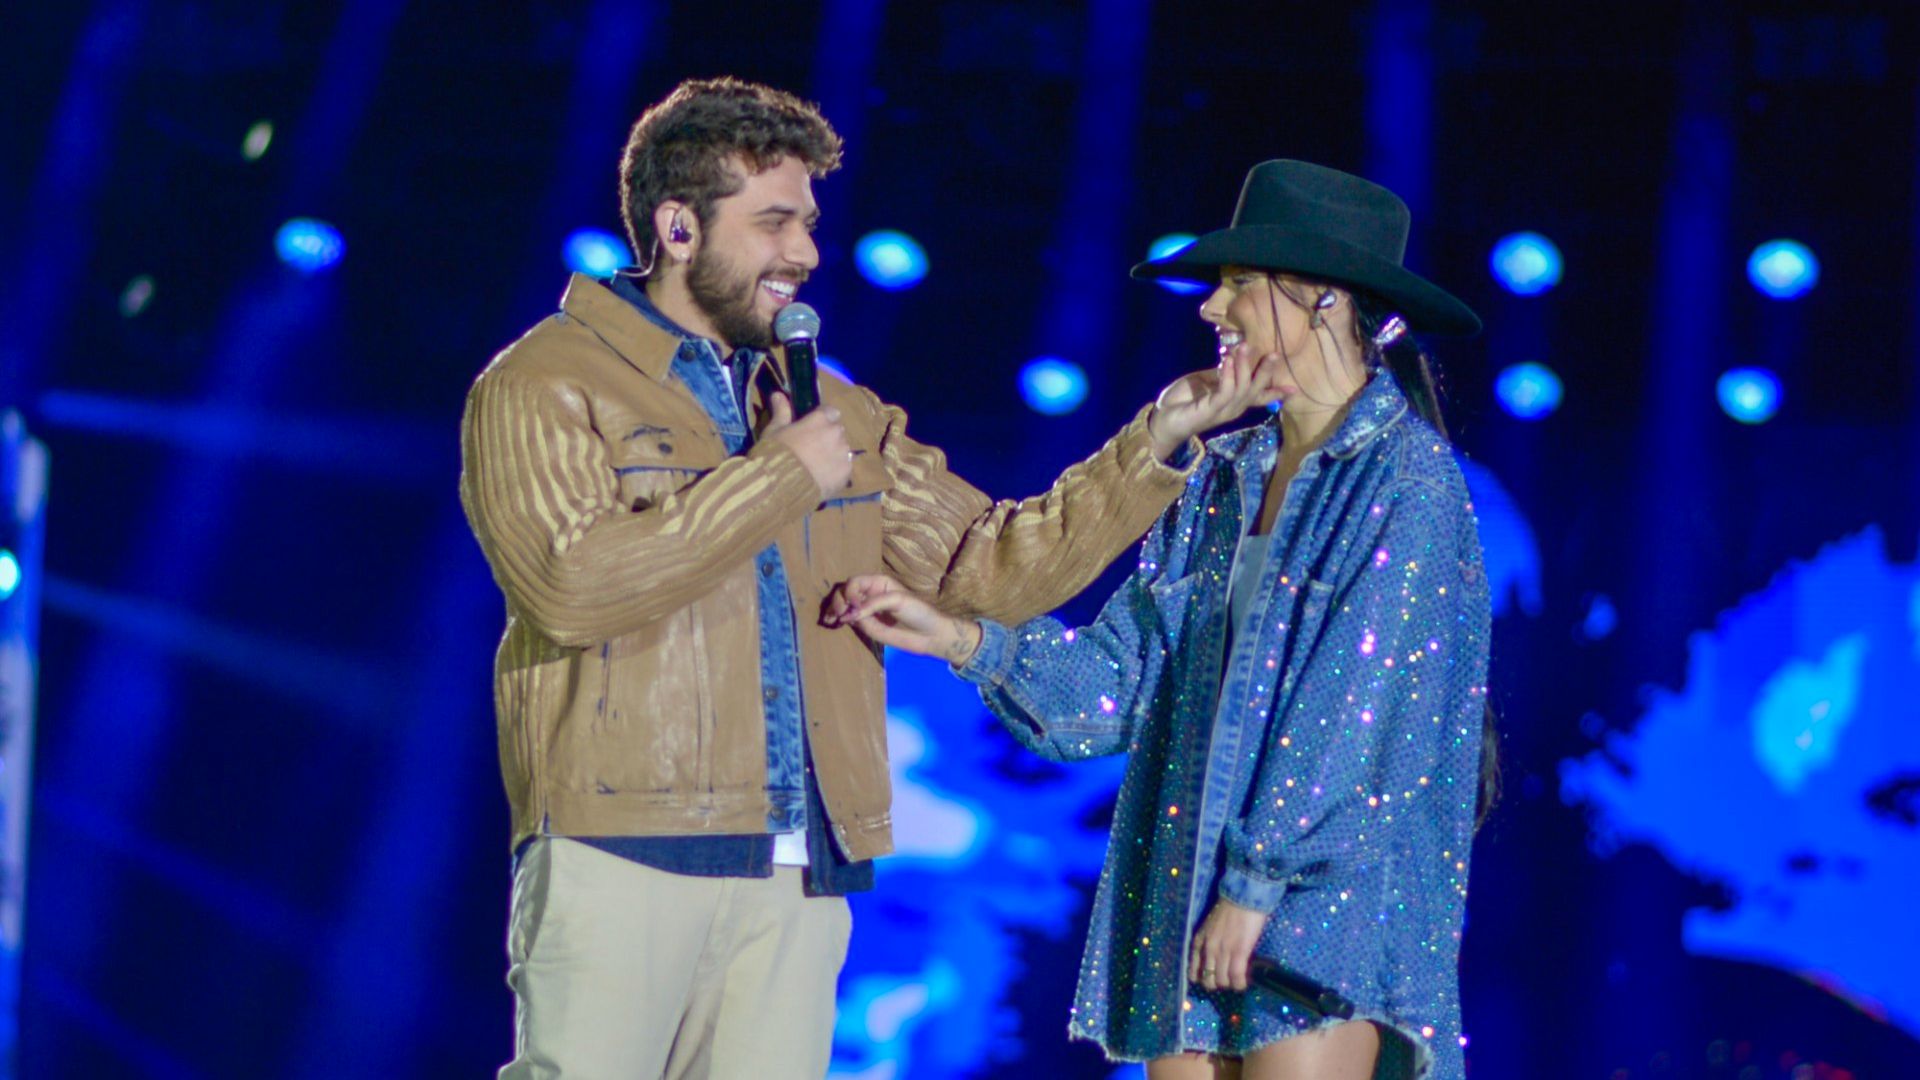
557;272;685;383
1204;422;1270;465
1208;369;1410;471
1323;368;1409;459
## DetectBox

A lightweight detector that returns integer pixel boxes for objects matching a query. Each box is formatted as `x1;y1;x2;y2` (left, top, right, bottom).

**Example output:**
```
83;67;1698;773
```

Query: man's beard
687;245;773;350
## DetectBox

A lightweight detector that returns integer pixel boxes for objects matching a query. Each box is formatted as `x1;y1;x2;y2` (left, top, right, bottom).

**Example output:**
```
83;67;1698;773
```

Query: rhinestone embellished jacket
958;370;1490;1075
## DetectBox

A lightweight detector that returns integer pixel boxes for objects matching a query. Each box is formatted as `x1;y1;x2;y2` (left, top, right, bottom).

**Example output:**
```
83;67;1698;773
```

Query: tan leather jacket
461;274;1198;860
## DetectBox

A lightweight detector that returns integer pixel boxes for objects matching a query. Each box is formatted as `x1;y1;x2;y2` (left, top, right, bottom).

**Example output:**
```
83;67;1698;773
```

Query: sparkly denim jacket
958;371;1490;1075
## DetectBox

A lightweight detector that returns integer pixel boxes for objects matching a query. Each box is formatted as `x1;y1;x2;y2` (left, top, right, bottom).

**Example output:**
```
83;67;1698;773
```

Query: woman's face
1199;267;1366;415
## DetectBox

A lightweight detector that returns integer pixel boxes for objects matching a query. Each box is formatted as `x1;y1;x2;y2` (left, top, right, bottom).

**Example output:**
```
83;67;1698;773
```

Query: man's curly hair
620;77;843;272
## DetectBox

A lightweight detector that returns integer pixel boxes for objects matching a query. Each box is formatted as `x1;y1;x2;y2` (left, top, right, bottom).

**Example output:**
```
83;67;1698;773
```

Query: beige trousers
499;838;852;1079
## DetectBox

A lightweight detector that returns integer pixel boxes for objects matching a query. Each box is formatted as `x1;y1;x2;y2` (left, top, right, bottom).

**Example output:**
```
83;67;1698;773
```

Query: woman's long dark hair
1262;277;1501;827
1348;287;1503;831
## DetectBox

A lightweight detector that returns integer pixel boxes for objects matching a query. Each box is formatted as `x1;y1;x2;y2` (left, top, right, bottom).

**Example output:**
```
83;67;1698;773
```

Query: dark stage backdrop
4;2;1918;1077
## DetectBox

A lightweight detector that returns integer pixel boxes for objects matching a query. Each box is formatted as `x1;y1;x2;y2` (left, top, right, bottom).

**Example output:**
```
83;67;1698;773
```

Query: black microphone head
773;302;820;344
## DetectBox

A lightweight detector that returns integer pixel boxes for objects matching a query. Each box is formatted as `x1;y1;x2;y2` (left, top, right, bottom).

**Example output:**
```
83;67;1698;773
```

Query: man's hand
1188;897;1270;992
762;392;853;498
1146;350;1286;461
823;574;983;667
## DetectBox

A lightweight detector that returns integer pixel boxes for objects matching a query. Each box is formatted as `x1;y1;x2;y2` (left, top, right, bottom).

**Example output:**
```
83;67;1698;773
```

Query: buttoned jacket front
461;274;1196;862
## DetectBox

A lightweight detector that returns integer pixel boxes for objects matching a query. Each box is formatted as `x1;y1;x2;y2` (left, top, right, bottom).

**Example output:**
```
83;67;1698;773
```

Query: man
460;76;1266;1078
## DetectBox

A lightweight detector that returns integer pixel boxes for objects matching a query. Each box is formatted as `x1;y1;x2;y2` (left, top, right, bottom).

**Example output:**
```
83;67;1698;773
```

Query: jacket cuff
953;618;1014;684
1217;864;1288;915
1127;404;1205;482
746;436;827;522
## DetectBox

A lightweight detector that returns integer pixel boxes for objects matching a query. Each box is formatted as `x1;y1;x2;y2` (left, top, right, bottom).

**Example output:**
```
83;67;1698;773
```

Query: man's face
686;155;820;350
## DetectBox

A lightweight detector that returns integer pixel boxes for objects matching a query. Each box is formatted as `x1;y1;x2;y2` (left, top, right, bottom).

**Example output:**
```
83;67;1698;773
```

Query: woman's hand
823;575;983;667
1147;349;1286;461
1188;897;1270;992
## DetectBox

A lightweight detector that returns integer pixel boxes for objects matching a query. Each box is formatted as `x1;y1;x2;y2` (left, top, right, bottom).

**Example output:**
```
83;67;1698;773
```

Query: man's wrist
1146;404;1183;462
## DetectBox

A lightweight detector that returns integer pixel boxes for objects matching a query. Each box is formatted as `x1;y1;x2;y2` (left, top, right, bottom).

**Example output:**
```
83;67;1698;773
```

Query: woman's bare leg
1239;1020;1379;1080
1146;1051;1243;1080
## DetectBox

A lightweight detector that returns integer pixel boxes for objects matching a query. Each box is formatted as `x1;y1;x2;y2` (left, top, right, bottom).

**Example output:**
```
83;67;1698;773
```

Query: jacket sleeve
1215;480;1488;914
864;386;1202;625
459;365;822;648
950;500;1185;761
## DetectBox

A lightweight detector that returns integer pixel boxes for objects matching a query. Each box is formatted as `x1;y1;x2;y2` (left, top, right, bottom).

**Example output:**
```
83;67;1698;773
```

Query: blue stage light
1747;240;1819;299
0;549;18;601
275;218;345;273
1148;233;1206;295
854;230;928;290
1489;232;1563;296
563;229;632;277
1718;368;1781;424
818;356;852;384
1581;594;1618;641
1494;362;1563;420
1020;358;1088;416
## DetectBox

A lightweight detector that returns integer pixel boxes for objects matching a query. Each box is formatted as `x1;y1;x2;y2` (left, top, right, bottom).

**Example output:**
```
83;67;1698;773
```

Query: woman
829;161;1491;1079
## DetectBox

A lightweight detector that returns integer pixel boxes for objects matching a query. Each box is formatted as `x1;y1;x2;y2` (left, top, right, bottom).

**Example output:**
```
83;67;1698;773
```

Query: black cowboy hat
1132;160;1482;337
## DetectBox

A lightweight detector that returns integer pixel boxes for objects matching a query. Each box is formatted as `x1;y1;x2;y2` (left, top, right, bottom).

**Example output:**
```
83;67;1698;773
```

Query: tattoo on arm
943;632;971;664
942;621;979;665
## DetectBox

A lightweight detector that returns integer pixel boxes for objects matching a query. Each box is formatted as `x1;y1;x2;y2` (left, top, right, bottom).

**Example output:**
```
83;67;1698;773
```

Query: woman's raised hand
1146;348;1287;461
823;574;984;667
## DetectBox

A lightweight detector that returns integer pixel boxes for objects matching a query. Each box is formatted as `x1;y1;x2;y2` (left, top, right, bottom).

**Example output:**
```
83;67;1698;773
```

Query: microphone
772;302;822;416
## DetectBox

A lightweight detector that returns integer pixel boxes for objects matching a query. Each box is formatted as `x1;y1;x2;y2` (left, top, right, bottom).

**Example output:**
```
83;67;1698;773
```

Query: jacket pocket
612;424;724;510
1279;579;1339;694
554;606;707;796
804;449;893;590
1148;572;1207;645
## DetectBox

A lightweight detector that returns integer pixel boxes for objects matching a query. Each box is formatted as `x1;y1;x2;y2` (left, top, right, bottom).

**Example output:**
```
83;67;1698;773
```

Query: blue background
4;2;1919;1077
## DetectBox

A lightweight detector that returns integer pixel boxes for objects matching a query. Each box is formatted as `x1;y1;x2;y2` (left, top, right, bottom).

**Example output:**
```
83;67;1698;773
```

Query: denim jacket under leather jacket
577;275;863;894
957;370;1490;1075
460;273;1198;870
